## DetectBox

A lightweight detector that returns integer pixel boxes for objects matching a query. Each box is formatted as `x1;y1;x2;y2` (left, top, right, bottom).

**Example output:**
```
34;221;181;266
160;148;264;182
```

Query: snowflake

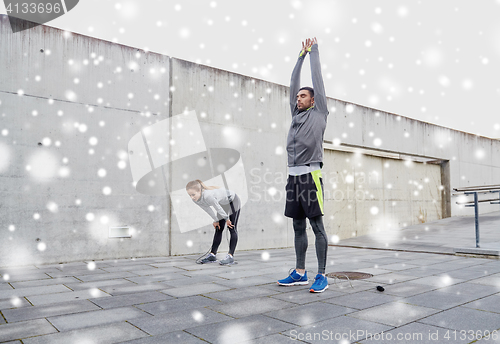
89;288;100;297
475;149;485;159
192;311;204;322
46;202;58;213
372;22;383;34
330;235;340;244
65;90;77;101
462;79;473;90
37;242;46;251
398;6;409;17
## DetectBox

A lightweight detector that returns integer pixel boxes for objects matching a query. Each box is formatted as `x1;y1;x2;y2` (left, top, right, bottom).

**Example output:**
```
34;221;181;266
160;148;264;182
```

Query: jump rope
195;222;238;264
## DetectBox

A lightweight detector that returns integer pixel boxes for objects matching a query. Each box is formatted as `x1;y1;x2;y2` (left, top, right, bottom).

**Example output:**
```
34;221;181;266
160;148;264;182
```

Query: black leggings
294;215;328;274
211;195;240;256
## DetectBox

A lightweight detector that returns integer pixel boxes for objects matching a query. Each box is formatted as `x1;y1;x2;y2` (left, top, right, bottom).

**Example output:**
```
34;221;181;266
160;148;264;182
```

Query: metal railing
454;184;500;248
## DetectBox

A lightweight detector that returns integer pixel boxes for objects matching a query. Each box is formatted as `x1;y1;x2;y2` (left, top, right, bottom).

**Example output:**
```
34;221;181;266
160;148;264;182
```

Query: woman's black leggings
211;195;240;256
294;215;328;274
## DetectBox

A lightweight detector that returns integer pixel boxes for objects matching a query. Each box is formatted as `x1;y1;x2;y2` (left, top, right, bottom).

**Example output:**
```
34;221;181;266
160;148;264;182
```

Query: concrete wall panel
322;148;442;240
0;16;169;116
0;16;171;266
168;58;291;255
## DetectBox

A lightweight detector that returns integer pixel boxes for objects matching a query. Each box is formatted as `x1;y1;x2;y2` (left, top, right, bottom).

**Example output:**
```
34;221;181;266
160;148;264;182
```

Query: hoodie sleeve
196;202;219;222
290;51;307;114
204;193;230;221
309;44;328;115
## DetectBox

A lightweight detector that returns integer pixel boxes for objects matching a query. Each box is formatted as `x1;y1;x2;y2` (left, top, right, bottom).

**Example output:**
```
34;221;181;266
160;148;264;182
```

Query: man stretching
278;37;329;293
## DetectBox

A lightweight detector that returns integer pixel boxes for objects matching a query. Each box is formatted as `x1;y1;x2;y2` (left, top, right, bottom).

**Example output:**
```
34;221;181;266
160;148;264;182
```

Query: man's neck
299;105;314;113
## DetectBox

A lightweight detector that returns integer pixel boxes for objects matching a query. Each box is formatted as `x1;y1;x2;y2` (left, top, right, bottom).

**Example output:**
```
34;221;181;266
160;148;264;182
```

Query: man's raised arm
309;38;328;114
289;41;309;113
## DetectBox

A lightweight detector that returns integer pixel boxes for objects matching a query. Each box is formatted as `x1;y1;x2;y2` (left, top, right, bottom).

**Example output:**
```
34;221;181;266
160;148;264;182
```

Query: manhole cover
326;272;373;280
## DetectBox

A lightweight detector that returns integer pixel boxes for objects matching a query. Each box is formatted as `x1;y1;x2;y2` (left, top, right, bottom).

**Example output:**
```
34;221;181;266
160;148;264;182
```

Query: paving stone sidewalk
1;214;500;343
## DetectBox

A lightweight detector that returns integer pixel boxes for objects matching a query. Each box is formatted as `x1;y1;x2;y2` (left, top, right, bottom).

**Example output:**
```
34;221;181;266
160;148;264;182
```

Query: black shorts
284;170;324;219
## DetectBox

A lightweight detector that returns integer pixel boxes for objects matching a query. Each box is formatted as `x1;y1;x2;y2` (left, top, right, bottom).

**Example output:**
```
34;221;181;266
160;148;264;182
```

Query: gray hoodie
287;44;329;168
194;188;236;222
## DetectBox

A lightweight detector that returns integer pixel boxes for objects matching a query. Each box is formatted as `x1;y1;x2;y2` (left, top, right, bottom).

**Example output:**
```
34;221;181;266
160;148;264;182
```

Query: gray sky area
3;0;500;138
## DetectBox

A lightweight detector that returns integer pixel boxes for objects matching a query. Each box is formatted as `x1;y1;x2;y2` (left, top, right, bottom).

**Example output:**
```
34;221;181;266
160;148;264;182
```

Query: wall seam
168;56;173;256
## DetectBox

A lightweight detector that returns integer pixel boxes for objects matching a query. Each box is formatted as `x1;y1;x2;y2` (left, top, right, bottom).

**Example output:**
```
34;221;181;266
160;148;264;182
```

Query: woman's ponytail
186;179;220;191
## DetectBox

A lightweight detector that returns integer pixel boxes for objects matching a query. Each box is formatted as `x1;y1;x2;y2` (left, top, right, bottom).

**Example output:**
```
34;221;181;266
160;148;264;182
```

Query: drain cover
326;272;373;280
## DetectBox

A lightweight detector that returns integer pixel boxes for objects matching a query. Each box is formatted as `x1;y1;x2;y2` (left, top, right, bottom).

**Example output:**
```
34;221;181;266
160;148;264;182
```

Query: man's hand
300;40;308;56
300;37;318;56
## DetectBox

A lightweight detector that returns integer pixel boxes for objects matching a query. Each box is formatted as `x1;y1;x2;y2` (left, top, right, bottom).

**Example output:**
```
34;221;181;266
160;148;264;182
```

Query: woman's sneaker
277;269;308;286
310;274;328;293
219;254;235;265
200;254;217;264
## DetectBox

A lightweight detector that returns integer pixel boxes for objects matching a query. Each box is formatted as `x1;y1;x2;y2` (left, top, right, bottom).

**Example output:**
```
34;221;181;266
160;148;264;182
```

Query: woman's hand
213;221;220;229
226;219;234;229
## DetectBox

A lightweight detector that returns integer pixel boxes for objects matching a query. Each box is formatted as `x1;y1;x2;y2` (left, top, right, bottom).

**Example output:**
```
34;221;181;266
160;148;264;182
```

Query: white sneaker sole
219;261;235;265
277;281;309;286
310;285;329;293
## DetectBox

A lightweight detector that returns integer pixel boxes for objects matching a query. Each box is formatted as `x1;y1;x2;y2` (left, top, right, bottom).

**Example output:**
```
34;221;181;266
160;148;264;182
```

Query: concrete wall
1;16;500;266
0;16;171;266
322;150;443;240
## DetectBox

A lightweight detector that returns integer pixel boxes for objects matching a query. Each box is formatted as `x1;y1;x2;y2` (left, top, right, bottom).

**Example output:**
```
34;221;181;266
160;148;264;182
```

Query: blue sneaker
310;274;328;293
277;269;308;286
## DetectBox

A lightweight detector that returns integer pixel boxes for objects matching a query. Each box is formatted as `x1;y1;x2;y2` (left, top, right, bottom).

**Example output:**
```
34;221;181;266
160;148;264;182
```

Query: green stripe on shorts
311;169;324;215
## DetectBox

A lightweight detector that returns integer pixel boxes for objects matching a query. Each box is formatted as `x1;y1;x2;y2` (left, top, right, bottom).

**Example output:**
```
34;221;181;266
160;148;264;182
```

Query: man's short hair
299;86;314;97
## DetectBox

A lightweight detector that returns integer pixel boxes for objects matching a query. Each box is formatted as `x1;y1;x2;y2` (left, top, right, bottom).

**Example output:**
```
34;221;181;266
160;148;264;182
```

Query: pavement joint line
412;321;466;334
126;319;154;336
346;309;419;329
187;330;213;344
132;305;155;317
209;307;238;319
198;294;224;302
330;244;457;256
260;312;311;328
411;305;500;334
44;317;60;334
88;299;104;310
62;284;76;291
456;253;500;259
482;327;500;342
24;296;35;307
